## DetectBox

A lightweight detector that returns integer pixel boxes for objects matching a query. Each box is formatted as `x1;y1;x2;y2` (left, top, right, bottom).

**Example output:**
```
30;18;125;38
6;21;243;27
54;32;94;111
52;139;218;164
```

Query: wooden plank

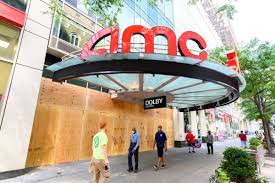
27;78;174;167
79;111;100;160
26;105;59;167
54;108;83;164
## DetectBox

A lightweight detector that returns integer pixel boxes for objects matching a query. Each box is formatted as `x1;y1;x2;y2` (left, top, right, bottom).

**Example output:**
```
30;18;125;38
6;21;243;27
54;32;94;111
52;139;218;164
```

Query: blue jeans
241;141;247;148
128;143;139;170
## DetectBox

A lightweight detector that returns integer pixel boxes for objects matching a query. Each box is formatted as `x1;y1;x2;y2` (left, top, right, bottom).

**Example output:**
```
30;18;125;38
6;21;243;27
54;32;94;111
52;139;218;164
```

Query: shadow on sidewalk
0;168;35;181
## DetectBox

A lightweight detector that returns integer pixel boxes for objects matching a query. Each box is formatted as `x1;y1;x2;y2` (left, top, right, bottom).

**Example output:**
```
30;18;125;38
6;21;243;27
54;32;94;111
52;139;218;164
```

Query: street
1;139;241;183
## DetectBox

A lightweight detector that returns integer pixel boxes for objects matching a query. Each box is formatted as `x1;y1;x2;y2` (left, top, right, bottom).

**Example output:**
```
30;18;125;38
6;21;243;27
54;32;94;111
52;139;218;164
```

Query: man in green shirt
90;122;110;183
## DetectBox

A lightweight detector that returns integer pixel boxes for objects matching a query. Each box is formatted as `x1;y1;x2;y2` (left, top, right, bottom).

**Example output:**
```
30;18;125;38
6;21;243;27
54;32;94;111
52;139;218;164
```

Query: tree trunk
255;96;272;156
262;118;272;156
257;96;272;156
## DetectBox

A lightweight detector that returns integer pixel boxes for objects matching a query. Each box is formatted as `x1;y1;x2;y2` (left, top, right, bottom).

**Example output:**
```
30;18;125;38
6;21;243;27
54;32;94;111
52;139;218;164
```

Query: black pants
157;147;164;157
207;143;213;154
128;143;139;170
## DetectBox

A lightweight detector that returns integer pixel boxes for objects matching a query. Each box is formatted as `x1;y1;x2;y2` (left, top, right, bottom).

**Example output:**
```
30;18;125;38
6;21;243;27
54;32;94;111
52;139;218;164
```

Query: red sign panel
226;50;240;73
0;1;26;28
81;25;208;62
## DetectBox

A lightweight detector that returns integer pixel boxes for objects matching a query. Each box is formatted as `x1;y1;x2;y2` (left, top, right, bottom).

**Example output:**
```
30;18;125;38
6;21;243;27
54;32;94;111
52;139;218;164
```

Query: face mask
132;131;135;134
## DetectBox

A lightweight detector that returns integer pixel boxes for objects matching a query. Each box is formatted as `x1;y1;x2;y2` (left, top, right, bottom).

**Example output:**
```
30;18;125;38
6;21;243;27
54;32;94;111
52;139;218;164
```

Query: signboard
226;49;240;73
144;96;166;110
81;25;208;62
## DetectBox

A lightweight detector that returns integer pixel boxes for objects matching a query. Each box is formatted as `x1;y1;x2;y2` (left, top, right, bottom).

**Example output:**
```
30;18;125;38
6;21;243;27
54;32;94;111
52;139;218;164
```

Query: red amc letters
80;25;208;62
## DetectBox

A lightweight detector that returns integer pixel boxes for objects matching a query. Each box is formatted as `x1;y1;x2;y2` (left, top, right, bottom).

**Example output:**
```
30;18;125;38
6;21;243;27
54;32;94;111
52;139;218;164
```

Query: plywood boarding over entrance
26;78;174;167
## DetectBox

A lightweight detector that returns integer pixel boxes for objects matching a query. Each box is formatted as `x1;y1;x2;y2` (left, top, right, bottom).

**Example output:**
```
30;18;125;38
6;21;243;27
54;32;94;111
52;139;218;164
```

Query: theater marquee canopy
47;25;246;111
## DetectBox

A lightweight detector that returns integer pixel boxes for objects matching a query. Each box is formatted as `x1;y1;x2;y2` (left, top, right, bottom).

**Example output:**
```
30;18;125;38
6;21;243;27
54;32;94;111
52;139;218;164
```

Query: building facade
202;0;238;48
0;0;53;172
0;0;175;172
0;0;246;173
173;0;248;143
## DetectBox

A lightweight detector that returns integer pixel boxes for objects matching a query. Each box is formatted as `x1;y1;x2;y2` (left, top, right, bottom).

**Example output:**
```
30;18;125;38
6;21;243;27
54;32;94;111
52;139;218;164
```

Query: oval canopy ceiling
47;53;246;111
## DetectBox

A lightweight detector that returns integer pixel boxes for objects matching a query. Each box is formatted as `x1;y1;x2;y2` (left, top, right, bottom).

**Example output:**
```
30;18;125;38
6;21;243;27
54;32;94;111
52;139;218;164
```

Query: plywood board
54;108;83;164
26;105;60;167
26;78;174;167
79;111;99;160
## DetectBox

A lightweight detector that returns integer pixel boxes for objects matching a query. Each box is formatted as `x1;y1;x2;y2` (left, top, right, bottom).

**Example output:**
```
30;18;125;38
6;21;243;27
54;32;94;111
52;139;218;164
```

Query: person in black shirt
153;125;167;170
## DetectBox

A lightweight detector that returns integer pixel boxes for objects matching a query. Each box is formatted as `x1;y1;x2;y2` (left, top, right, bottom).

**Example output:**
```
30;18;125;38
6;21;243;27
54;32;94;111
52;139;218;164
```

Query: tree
188;0;238;20
210;39;275;155
221;147;256;183
49;0;237;26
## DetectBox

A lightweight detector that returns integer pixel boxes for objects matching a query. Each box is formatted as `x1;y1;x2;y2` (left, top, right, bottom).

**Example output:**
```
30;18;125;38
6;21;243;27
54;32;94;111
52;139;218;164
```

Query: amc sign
144;96;167;110
81;25;208;62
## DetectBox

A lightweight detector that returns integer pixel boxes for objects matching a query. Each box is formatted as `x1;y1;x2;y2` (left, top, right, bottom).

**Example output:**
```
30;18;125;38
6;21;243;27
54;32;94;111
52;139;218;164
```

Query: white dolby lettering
146;98;163;106
144;96;166;109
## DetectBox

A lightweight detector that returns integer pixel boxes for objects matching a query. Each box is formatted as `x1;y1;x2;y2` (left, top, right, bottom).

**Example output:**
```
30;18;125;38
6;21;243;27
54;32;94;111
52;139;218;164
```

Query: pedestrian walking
206;130;214;154
90;122;110;183
127;128;140;173
198;129;201;139
185;130;196;153
239;130;247;148
153;125;167;171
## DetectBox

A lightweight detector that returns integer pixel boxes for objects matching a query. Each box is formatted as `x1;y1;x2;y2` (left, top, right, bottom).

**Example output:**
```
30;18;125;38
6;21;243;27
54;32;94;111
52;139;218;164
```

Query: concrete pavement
0;139;240;183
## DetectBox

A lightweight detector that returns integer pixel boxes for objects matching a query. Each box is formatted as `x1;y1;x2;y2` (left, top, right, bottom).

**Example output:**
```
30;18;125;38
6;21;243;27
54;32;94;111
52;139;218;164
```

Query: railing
246;145;265;174
49;36;81;54
59;42;226;65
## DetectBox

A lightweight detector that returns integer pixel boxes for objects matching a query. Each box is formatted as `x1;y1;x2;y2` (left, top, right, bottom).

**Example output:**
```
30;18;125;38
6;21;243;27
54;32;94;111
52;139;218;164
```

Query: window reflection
70;33;80;47
0;21;20;61
51;14;94;52
0;61;12;111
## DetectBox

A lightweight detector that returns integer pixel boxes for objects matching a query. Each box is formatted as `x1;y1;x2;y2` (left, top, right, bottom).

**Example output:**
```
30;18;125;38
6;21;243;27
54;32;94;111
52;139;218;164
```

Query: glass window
147;4;158;24
0;21;21;61
65;0;77;8
1;0;29;12
164;0;173;23
0;21;21;119
88;83;102;91
184;112;190;133
70;33;80;47
124;0;134;9
140;0;147;12
51;15;93;52
67;79;87;88
0;61;12;111
118;3;134;34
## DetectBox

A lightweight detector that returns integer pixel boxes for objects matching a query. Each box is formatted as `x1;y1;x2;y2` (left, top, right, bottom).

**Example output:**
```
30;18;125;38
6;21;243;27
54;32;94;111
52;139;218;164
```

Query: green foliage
221;147;257;182
217;168;230;182
49;0;172;25
260;176;269;183
239;39;275;123
208;47;229;64
217;4;237;19
249;137;262;149
49;0;237;25
209;39;275;154
82;0;123;26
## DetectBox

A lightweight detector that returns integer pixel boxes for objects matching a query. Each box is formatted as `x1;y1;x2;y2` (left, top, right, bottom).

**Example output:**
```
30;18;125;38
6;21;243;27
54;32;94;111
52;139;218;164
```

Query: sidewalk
0;140;236;183
261;144;275;182
2;139;274;183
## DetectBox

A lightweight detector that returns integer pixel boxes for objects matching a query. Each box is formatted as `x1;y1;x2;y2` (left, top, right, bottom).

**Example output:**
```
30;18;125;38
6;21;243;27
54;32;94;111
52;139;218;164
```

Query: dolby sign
144;96;167;110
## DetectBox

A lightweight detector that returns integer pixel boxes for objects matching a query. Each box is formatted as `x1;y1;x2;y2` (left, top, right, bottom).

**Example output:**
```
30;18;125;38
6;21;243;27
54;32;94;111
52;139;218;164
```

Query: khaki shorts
89;159;111;182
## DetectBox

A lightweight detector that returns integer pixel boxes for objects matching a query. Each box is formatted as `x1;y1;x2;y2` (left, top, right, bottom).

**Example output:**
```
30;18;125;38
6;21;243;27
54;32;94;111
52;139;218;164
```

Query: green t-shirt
93;131;108;160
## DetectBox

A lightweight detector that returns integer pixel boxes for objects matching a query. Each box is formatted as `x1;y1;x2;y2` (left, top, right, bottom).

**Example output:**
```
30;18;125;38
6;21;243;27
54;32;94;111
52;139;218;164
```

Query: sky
232;0;275;44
